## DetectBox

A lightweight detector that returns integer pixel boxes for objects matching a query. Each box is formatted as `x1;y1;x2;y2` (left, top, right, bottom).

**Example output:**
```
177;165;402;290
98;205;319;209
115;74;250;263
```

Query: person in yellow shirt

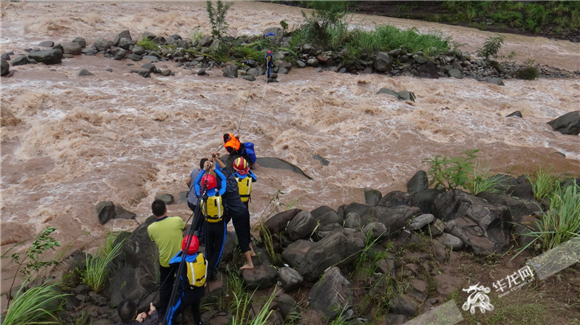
147;199;187;318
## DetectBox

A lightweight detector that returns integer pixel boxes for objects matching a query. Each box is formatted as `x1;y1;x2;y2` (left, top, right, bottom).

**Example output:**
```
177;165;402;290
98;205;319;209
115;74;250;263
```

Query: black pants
232;209;251;253
159;264;176;317
204;219;226;273
170;286;204;325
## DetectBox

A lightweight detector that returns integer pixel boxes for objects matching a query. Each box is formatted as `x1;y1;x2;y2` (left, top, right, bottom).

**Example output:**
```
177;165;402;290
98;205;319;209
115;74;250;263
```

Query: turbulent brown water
1;1;579;287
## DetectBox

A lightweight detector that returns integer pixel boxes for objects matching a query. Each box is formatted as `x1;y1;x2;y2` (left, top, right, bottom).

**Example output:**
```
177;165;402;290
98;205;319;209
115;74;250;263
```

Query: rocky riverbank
13;167;578;324
2;28;580;82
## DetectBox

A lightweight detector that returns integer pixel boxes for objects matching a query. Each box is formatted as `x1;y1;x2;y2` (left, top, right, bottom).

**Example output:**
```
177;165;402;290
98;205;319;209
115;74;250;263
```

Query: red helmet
201;174;217;190
267;50;271;54
182;235;199;255
233;157;249;175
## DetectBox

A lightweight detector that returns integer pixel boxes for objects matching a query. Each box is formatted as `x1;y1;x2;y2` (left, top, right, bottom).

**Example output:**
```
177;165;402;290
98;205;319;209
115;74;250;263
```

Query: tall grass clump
82;239;125;292
297;1;351;49
136;38;159;51
352;25;450;55
466;160;505;195
528;166;558;201
3;281;68;325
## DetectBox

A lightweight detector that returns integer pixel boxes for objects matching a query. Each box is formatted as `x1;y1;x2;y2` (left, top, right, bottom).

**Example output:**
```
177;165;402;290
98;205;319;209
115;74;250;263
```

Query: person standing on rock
265;50;273;81
212;152;256;270
193;160;227;281
186;158;209;243
232;157;257;210
147;199;187;318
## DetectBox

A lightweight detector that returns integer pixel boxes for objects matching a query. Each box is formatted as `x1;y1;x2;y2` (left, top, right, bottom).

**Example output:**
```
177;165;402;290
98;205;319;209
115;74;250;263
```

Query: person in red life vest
232;157;257;210
222;133;257;167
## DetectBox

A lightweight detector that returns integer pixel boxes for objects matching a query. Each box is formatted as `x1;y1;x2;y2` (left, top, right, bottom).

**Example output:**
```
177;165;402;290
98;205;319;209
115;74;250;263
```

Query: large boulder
28;49;63;64
95;201;116;225
93;38;113;52
417;62;439;78
308;267;353;319
342;202;370;218
11;55;29;66
62;42;82;55
547;111;580;135
360;205;420;236
264;27;284;40
72;37;87;48
113;30;132;46
364;188;382;207
281;239;314;268
311;207;342;226
298;229;365;282
1;59;8;76
407;171;428;195
263;209;301;235
223;64;238;78
434;190;512;253
241;265;278;289
373;52;393;72
476;192;539;223
286;211;317;241
278;266;303;292
378;191;417;207
414;189;444;214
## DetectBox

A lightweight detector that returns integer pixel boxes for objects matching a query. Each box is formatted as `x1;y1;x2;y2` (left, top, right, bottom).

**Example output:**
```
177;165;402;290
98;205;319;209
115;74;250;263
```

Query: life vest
224;133;241;152
184;253;207;288
201;195;224;222
235;176;253;203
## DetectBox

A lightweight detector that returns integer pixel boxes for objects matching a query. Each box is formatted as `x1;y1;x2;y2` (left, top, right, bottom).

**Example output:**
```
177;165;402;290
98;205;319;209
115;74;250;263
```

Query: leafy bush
206;0;233;39
82;239;125;292
515;66;539;80
3;280;68;325
298;3;350;48
423;149;479;191
477;34;505;59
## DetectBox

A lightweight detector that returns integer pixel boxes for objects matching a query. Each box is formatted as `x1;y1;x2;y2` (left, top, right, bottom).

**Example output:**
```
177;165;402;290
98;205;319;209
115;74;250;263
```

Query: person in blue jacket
193;160;227;280
265;50;273;80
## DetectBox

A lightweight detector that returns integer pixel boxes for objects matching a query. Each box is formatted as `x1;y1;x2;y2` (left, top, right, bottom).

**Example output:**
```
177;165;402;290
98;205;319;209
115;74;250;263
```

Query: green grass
466;160;505;195
528;166;558;201
82;239;125;292
351;25;450;55
3;280;68;325
136;38;160;51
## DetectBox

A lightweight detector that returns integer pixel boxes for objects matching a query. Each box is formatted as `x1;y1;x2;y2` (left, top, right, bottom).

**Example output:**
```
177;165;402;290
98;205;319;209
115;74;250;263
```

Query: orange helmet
201;174;217;190
182;235;199;255
233;157;249;175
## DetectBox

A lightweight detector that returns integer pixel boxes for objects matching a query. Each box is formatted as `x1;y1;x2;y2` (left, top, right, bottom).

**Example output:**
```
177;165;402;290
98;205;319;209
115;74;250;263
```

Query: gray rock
240;74;256;81
310;206;341;226
484;77;505;86
389;295;417;317
362;222;388;240
373;52;393;72
434;190;512;253
11;55;29;66
344;212;361;229
414;189;445;214
409;214;434;230
547;111;580;135
140;32;156;41
141;62;157;72
264;27;284;39
28;49;63;65
1;59;8;76
296;60;306;68
93;38;113;51
298;229;365;282
151;36;166;45
39;41;54;47
441;233;464;251
160;69;171;76
286;211;316;241
95;201;115;225
132;45;145;55
81;48;98;56
247;68;258;76
199;35;213;47
131;70;151;78
78;69;94;76
343;203;370;219
417;62;440;78
118;38;135;50
384;314;407;325
241;265;278;289
307;58;319;67
72;37;86;48
364;188;382;207
278;267;303;292
263;209;301;234
62;42;82;55
142;55;159;62
277;294;298;320
379;191;417;207
281;239;314;268
113;30;132;46
407;171;428;195
155;194;174;205
507;110;523;118
114;205;136;220
309;267;352;320
210;39;221;51
360;205;419;236
111;48;127;60
1;52;11;61
223;64;238;78
126;54;142;61
429;218;445;236
413;55;427;64
448;68;464;79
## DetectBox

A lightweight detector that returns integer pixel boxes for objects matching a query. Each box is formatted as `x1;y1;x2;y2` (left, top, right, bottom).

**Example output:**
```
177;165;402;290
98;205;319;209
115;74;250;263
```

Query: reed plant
3;280;68;325
82;239;125;292
231;288;277;325
259;221;279;266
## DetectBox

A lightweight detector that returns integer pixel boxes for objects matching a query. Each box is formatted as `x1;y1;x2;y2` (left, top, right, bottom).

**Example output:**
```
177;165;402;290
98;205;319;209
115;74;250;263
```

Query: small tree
206;0;233;39
477;34;505;59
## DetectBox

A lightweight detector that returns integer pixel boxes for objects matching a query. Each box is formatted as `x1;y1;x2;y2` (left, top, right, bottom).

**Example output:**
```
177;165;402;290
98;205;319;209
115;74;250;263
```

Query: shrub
423;149;479;191
82;239;125;292
477;34;505;59
515;66;539;80
206;0;233;39
3;280;68;325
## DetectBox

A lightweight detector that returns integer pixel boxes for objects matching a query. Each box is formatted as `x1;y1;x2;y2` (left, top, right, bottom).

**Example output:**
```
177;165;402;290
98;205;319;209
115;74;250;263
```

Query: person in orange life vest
222;133;257;166
232;157;257;210
193;160;227;280
212;151;256;270
166;235;206;325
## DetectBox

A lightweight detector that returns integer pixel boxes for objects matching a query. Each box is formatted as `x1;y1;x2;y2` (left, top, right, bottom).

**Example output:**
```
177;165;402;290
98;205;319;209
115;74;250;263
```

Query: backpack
235;176;253;203
201;195;224;222
184;253;207;288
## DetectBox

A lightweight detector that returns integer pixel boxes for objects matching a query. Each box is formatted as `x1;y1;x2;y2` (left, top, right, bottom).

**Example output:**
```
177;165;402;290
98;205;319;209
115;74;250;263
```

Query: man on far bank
147;199;187;317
